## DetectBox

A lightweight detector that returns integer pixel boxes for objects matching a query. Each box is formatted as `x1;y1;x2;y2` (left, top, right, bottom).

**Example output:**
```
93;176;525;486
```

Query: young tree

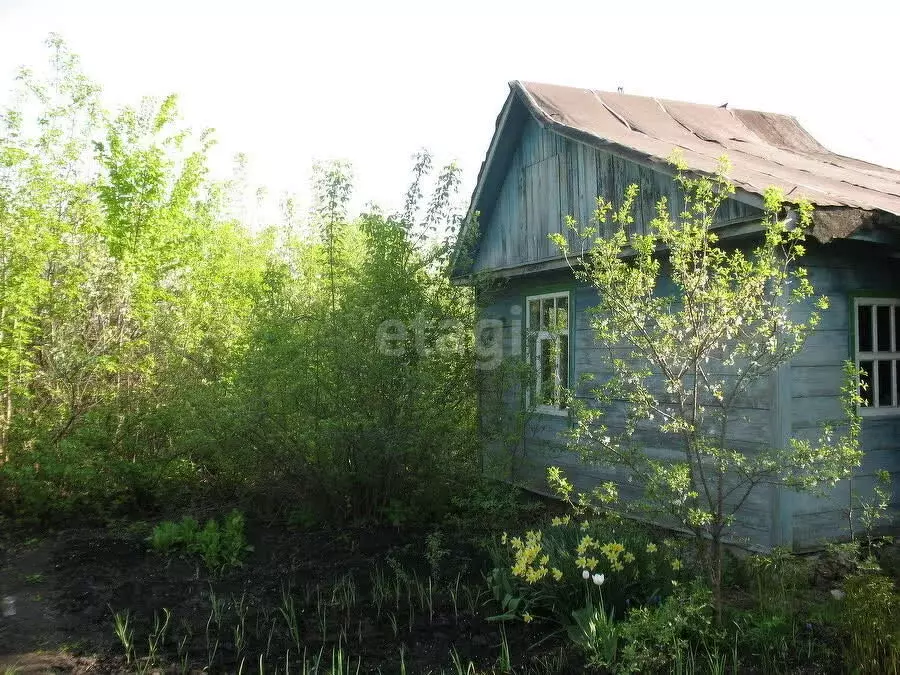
0;36;270;515
549;155;863;615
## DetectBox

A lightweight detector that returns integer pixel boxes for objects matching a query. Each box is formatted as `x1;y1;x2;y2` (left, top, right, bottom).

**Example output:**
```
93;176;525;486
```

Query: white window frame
854;296;900;417
525;291;571;416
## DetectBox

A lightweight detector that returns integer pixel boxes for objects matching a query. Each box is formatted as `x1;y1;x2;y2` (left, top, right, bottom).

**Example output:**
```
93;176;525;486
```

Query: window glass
858;304;873;352
860;359;874;407
894;308;900;353
878;360;894;407
556;296;569;331
541;298;554;331
528;300;540;331
540;338;555;405
877;306;892;352
525;292;571;411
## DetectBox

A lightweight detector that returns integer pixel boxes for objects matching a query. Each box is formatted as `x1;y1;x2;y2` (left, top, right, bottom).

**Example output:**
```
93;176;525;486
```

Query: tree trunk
708;535;724;625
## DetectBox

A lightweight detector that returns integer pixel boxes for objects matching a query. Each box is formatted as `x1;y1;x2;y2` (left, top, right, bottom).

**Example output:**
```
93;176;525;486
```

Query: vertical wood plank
472;121;764;272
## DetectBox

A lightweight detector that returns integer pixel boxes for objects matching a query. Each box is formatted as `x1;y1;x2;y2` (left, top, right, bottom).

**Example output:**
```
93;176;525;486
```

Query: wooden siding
788;243;900;550
472;116;762;273
478;240;900;551
479;271;777;549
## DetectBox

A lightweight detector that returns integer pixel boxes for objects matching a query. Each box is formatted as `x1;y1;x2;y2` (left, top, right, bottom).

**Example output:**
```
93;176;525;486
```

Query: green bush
149;510;252;574
615;583;716;673
0;41;478;527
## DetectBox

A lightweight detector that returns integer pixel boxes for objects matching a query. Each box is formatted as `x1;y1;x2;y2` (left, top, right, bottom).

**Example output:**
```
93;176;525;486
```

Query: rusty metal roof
516;81;900;236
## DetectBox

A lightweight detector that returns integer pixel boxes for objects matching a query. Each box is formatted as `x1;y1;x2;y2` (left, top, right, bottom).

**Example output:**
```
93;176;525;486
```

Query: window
525;291;571;414
855;297;900;414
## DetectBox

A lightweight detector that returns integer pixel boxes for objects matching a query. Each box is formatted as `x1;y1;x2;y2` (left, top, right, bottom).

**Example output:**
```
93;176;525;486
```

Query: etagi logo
375;305;522;370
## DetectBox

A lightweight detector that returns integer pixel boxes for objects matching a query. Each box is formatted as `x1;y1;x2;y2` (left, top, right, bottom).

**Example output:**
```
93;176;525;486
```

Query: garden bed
0;518;567;674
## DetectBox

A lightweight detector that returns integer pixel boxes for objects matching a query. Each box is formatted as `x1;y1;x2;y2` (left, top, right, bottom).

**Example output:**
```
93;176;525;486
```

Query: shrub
149;510;252;575
615;583;716;673
0;41;478;528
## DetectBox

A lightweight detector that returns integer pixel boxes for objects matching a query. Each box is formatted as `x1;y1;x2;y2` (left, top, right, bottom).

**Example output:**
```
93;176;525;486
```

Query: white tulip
582;569;590;580
592;573;605;587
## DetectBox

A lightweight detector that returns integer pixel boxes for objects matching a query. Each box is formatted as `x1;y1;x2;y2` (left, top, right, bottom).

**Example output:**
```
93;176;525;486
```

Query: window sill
534;406;570;417
859;407;900;418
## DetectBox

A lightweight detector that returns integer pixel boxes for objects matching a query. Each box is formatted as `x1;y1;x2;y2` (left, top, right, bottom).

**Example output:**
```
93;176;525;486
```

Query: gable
471;115;764;274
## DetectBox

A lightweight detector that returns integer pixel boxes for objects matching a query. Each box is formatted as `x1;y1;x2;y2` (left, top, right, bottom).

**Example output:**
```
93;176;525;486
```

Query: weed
146;608;171;666
112;609;134;665
280;586;302;653
425;529;450;579
842;572;900;674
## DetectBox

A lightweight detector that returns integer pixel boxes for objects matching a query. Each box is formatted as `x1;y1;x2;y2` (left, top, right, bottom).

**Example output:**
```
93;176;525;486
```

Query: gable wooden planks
473;117;761;272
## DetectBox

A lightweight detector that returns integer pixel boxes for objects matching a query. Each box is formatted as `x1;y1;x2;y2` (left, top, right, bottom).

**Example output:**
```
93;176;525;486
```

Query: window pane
860;360;874;406
895;308;900;353
527;333;537;403
878;360;894;407
559;334;569;404
877;306;892;352
540;338;555;405
858;304;873;352
557;296;569;332
541;298;554;331
528;300;540;331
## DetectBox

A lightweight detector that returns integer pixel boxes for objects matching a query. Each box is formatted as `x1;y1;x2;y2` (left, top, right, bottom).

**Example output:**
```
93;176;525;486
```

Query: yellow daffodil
576;535;597;556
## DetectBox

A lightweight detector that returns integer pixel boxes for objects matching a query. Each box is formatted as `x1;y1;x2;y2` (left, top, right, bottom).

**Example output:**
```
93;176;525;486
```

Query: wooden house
453;81;900;551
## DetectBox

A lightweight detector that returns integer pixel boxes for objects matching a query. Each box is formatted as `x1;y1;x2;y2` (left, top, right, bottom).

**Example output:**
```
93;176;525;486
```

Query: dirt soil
0;519;558;674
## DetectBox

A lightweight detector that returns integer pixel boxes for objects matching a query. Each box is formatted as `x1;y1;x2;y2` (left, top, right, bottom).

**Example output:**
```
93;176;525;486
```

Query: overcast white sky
1;0;898;220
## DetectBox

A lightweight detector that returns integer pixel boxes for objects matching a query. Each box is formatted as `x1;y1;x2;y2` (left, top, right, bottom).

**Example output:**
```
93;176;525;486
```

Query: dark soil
0;518;566;674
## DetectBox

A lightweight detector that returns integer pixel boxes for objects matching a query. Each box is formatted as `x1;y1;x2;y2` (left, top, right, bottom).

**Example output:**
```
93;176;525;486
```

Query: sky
1;0;898;221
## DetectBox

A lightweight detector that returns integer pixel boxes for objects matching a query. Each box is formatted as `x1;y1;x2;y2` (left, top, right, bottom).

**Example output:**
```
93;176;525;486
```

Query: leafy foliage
150;510;252;574
488;512;681;626
0;38;478;524
615;583;716;673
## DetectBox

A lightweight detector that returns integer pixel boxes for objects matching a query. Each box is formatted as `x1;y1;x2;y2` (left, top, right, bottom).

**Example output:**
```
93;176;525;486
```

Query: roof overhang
451;81;900;280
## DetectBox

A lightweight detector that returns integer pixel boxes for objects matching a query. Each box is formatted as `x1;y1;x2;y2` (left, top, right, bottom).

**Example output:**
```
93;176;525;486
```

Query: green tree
1;36;479;525
550;155;863;615
0;36;269;516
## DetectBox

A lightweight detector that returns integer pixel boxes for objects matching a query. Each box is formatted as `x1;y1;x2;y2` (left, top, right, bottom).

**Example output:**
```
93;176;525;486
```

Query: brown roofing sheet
517;81;900;226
